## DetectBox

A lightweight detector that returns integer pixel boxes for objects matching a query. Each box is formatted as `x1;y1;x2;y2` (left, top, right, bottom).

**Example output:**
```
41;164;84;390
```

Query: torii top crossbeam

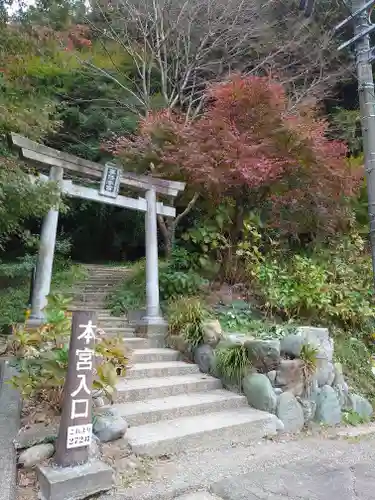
10;133;185;197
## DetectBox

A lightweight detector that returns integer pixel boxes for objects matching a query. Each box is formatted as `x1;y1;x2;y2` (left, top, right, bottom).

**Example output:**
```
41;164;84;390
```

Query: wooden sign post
55;311;97;467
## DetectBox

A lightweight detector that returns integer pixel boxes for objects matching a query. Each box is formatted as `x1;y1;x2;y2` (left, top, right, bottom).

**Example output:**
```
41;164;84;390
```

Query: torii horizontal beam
31;174;176;217
10;133;186;197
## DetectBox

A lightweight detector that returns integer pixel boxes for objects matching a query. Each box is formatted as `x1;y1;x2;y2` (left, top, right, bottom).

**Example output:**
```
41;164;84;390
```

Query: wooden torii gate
10;134;185;333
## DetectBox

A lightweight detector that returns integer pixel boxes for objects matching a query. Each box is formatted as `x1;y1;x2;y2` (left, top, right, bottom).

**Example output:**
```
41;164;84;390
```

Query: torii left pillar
29;166;63;324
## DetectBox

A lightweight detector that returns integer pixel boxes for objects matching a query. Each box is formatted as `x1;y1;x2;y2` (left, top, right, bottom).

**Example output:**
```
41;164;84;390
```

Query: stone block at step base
136;317;167;347
37;459;113;500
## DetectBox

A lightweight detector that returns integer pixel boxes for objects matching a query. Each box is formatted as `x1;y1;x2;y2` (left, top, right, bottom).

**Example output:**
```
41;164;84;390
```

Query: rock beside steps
71;265;281;457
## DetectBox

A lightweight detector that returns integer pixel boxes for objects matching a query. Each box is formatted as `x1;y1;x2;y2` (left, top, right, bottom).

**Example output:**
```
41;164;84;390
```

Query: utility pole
332;0;375;289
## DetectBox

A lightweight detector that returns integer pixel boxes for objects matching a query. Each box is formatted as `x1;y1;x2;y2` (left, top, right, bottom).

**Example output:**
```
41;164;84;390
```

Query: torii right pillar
136;188;167;346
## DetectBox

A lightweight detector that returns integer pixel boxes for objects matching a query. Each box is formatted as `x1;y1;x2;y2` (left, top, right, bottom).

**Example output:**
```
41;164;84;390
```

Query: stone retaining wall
194;324;373;432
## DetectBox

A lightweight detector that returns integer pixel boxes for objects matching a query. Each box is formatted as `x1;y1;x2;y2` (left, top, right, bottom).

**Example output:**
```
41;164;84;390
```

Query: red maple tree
108;75;361;238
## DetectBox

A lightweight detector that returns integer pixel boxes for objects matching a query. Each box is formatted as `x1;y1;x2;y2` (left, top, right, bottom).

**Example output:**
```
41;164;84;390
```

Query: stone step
116;373;222;403
70;303;107;309
70;307;107;313
74;291;110;297
126;407;280;457
108;389;247;426
84;273;127;278
68;308;111;315
97;317;129;326
127;361;200;380
131;348;180;363
123;337;151;349
78;279;124;285
99;326;134;334
98;326;135;336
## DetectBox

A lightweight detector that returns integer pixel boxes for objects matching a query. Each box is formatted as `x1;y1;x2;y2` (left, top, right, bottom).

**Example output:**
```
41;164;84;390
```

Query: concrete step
123;337;151;349
127;361;200;380
116;373;222;403
69;309;110;314
70;303;106;309
126;407;280;457
97;321;135;339
98;326;134;334
97;318;129;327
131;348;180;363
108;389;247;426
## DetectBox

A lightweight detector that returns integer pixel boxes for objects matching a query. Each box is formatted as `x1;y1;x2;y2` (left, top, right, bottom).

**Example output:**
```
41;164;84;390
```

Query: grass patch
214;343;251;388
167;297;208;349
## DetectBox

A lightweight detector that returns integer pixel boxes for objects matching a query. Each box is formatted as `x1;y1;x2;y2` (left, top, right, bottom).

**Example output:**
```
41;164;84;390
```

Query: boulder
331;363;350;409
280;334;306;358
14;421;59;450
297;326;334;362
275;359;304;396
276;392;304;433
244;339;281;373
18;443;55;468
267;370;277;385
93;409;128;443
93;396;106;408
168;334;191;356
274;388;283;396
296;397;316;423
218;333;254;348
333;362;345;386
194;344;215;374
242;373;277;413
303;378;321;402
89;434;101;459
315;359;335;387
315;385;341;425
349;394;373;420
202;320;223;347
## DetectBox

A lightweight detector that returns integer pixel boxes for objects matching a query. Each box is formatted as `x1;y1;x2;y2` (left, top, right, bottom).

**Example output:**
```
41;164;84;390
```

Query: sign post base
36;460;113;500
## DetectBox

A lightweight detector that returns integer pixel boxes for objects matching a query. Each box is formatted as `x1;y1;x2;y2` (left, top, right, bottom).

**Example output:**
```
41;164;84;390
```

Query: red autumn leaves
108;75;361;235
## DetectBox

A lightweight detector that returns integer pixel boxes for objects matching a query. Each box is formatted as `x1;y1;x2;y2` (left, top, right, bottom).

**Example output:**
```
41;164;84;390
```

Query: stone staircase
71;265;280;458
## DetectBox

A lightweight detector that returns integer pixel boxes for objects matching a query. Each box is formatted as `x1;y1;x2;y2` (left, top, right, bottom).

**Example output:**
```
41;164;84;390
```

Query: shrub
253;232;375;330
106;260;147;314
214;344;251;388
166;297;208;349
107;256;207;314
8;294;129;413
159;269;207;301
334;332;375;404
